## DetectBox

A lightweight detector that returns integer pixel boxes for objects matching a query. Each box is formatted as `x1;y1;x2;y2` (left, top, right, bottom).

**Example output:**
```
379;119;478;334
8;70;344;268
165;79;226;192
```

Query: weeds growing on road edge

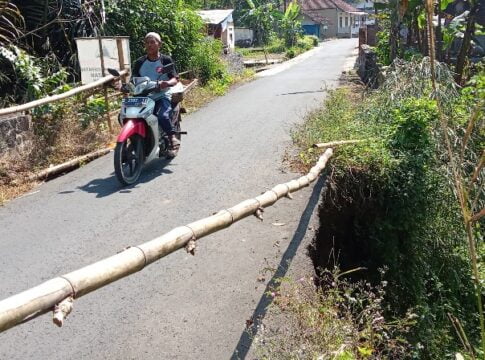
257;61;484;358
254;269;413;359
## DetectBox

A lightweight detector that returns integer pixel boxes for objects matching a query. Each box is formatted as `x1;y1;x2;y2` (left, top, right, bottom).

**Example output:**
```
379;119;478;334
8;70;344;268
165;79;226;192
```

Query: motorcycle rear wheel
114;135;144;185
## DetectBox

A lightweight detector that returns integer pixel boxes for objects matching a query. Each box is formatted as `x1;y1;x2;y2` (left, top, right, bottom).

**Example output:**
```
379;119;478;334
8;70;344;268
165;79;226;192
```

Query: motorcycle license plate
122;97;148;107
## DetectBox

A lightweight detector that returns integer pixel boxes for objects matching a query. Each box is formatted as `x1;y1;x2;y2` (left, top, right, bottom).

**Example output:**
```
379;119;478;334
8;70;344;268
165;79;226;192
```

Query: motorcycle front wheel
114;135;144;185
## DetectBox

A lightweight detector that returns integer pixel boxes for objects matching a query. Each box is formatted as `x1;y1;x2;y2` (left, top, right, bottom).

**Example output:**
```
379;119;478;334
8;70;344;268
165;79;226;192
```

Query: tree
241;0;279;46
104;0;203;72
454;0;481;85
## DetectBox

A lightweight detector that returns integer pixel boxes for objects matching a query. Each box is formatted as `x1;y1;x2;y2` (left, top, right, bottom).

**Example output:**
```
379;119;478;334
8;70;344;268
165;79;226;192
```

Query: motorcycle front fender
117;119;146;142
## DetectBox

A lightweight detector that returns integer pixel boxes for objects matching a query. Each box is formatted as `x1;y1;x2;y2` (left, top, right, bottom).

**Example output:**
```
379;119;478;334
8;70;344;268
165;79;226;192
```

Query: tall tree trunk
415;17;423;52
436;0;443;61
455;3;479;85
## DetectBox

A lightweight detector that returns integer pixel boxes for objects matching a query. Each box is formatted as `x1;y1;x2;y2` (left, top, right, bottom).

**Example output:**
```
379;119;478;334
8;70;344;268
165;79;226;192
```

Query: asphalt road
0;38;357;359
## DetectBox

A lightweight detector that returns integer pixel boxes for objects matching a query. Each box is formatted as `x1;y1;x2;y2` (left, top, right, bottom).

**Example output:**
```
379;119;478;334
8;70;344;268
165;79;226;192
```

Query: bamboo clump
0;148;334;333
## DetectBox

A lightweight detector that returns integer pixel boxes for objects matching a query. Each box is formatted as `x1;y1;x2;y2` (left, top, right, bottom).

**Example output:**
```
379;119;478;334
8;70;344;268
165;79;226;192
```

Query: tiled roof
302;10;329;24
299;0;360;13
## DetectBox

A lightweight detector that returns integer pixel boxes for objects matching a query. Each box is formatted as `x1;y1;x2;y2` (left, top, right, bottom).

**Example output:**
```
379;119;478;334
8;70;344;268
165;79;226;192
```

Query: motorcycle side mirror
108;68;120;77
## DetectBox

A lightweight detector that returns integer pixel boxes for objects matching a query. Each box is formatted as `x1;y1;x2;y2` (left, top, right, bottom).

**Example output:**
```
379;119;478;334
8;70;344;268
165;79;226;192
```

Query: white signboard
75;37;131;84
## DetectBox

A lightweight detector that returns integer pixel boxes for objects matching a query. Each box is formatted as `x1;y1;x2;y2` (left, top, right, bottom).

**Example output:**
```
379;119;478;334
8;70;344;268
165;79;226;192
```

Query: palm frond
0;1;24;45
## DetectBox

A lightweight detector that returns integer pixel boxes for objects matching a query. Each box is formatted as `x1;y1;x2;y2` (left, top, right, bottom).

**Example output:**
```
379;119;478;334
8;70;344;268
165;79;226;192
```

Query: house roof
197;9;234;24
302;10;329;24
299;0;360;13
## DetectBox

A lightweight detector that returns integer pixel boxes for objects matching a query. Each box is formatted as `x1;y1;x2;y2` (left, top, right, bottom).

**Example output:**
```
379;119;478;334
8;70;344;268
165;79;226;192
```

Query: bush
308;35;319;46
206;72;233;95
296;36;315;51
374;16;391;66
285;48;296;59
188;38;227;85
266;37;286;53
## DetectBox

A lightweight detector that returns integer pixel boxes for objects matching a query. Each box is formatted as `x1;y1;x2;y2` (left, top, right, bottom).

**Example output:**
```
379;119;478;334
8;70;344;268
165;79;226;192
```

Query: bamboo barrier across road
0;148;333;333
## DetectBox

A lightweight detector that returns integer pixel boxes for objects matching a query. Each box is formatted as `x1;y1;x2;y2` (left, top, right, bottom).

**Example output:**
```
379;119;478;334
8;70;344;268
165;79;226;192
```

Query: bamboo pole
312;139;367;148
25;148;112;182
0;148;333;333
0;70;129;117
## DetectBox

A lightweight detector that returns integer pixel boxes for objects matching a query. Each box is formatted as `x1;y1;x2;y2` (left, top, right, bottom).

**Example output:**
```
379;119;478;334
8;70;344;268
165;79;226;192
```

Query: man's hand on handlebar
112;79;122;91
158;80;170;89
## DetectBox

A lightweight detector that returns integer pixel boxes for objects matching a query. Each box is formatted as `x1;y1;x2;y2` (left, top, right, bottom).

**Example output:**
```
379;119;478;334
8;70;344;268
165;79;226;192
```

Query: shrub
296;36;316;51
188;38;227;85
266;37;286;53
285;48;296;59
308;34;319;46
374;15;391;66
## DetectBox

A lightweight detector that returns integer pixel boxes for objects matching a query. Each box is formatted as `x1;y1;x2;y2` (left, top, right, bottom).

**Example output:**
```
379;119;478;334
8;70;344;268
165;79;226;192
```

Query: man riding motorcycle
131;32;180;158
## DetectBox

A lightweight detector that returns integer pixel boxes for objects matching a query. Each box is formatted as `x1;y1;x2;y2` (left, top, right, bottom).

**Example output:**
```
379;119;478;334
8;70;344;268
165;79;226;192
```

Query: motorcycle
107;68;186;186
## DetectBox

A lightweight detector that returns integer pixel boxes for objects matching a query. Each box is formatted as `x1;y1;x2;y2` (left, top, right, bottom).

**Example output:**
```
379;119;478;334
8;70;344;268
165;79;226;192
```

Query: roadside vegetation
255;59;484;358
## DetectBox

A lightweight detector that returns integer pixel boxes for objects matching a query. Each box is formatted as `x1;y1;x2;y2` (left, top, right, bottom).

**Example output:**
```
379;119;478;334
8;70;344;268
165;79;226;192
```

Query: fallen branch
26;148;112;182
312;139;368;149
0;148;333;333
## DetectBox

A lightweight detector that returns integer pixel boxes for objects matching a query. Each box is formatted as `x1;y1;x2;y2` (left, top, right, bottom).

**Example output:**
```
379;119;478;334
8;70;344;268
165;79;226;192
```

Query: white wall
235;27;253;42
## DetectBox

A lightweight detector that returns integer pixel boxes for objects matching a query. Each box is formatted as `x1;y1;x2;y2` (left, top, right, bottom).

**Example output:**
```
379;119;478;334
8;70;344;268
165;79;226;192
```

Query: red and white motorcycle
108;68;186;186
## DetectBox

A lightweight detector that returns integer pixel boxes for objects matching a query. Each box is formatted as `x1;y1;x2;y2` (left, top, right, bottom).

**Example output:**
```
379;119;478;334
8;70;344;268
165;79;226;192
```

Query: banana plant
280;0;302;47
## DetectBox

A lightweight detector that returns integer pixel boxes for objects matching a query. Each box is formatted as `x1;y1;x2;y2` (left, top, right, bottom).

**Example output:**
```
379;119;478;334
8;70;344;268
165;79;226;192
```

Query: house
299;0;368;38
353;0;376;25
197;9;235;51
301;11;328;38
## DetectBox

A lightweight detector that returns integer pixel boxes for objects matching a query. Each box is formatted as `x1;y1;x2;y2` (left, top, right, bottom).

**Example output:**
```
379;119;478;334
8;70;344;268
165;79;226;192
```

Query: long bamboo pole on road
0;149;333;333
